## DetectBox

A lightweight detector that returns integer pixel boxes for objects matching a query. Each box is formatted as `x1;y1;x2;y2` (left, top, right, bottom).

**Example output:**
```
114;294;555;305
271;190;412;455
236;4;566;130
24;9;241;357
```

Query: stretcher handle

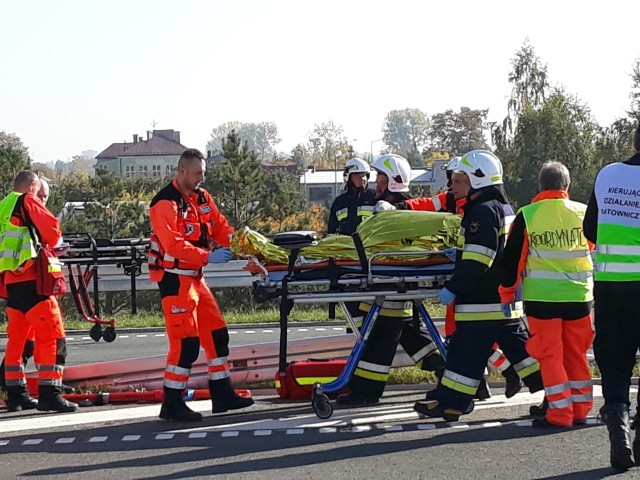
366;250;445;283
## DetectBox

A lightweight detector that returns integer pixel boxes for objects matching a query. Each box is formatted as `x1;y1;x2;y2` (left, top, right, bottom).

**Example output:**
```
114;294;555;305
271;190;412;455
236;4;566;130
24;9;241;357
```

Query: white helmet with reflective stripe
372;154;411;192
445;156;461;172
342;157;370;192
457;150;503;189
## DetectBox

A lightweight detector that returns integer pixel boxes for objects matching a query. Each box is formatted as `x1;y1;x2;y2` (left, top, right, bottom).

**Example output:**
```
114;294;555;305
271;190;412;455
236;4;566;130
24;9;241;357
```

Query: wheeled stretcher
249;232;454;419
59;234;149;342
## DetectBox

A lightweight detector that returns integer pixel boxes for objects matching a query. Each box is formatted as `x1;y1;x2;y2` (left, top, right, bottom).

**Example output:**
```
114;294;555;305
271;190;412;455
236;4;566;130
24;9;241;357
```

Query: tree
506;89;600;206
206;121;281;161
305;121;354;170
205;130;266;228
629;58;640;122
259;170;305;233
69;154;95;175
381;108;430;166
428;107;490;157
494;41;550;151
0;131;30;196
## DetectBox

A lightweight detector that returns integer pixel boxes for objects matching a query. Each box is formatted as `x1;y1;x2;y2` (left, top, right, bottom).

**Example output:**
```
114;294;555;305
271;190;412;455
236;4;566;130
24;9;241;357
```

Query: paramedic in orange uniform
148;148;253;421
0;171;77;413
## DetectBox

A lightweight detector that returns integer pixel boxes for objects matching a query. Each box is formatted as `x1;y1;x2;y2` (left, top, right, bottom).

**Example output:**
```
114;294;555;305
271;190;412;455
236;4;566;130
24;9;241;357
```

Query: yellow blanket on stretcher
230;210;460;265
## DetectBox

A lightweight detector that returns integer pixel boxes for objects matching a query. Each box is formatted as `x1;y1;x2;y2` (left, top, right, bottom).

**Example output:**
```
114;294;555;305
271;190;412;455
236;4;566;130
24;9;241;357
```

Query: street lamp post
370;138;383;163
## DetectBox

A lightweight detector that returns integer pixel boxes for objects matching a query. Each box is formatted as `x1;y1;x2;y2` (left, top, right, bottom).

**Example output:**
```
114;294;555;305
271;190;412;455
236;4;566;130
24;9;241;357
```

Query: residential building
95;129;186;178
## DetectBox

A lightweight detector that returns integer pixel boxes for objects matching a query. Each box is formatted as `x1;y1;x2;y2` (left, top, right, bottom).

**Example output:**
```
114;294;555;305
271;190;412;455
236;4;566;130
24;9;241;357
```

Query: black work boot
600;403;634;470
474;377;492;401
630;407;640;465
159;387;202;422
502;366;523;399
209;378;254;413
37;386;78;413
421;353;446;373
5;386;38;412
529;397;548;418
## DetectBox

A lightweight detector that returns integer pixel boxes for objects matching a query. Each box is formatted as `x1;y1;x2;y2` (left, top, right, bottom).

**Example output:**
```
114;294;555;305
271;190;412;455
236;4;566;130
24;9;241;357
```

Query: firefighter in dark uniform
377;157;523;400
336;154;445;406
327;157;376;235
584;124;640;470
414;150;543;421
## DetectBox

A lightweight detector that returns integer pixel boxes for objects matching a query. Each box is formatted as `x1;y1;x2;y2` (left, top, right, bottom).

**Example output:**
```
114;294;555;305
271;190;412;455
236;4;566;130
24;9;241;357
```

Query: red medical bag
275;359;349;400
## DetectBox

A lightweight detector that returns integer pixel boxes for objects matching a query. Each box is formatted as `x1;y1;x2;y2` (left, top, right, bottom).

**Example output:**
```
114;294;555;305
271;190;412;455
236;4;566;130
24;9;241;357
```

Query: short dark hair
634;124;640;152
13;170;38;190
539;161;570;191
178;148;205;168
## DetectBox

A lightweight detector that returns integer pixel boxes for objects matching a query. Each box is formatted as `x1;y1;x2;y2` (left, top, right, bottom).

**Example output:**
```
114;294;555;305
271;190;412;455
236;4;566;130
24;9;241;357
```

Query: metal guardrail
62;260;255;292
59;335;415;390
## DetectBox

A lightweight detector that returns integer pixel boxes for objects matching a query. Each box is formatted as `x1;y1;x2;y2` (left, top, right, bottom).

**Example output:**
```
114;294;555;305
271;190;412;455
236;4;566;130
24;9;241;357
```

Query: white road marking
298;328;309;332
286;429;304;435
154;334;165;337
66;337;75;341
122;435;141;441
88;436;108;442
155;433;174;440
262;330;274;333
0;386;609;438
254;430;272;436
188;432;207;439
245;331;256;334
22;439;43;445
136;335;147;338
55;437;75;444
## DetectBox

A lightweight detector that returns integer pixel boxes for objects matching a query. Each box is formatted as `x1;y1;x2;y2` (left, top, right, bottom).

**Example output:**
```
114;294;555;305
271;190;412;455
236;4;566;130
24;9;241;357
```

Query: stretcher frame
60;234;149;342
251;248;452;418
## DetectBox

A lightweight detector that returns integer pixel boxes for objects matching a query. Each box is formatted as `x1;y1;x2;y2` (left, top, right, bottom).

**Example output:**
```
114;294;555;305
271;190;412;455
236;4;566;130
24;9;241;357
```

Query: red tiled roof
96;142;132;159
96;130;186;159
119;135;185;157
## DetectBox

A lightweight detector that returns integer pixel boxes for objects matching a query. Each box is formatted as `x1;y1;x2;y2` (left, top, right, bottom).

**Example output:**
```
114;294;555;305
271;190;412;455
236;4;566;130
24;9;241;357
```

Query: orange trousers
160;275;229;390
526;314;594;426
5;296;65;391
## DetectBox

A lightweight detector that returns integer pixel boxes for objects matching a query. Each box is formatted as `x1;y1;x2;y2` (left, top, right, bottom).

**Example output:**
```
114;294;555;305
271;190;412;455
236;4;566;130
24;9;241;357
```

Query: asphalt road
0;388;634;479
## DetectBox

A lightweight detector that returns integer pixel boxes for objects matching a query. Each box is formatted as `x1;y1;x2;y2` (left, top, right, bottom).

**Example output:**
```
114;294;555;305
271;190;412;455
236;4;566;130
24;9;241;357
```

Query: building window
124;165;134;178
138;165;148;177
309;186;332;203
152;165;161;177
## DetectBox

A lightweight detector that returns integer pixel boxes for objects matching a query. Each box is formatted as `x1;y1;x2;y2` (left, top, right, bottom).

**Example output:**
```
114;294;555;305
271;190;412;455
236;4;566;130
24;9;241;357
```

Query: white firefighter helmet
456;150;503;189
342;157;370;191
372;154;411;192
445;156;461;171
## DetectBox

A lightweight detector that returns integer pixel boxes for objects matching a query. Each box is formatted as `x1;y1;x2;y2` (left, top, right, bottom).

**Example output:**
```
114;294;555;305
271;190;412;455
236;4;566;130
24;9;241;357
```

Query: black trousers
431;319;542;411
593;281;640;407
348;306;442;399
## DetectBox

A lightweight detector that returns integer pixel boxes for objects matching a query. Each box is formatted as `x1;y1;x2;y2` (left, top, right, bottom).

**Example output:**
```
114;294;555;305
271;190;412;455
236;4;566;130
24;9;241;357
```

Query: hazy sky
2;0;639;163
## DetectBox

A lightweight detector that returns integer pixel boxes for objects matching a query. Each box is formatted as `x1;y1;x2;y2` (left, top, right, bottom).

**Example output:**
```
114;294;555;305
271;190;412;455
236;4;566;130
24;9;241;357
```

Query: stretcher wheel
312;394;333;419
89;324;102;342
102;327;116;343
